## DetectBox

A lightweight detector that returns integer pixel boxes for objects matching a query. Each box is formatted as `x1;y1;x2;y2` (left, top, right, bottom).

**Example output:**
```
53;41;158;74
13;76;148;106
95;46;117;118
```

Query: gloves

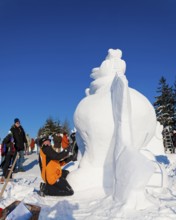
66;146;74;156
63;148;73;157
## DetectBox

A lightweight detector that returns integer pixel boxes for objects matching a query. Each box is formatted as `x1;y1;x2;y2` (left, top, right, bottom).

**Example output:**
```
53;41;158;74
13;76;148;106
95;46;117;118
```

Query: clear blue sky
0;0;176;140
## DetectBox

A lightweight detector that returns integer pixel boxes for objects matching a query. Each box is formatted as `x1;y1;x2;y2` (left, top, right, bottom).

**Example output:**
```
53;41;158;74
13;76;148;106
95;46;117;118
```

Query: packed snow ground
0;150;176;219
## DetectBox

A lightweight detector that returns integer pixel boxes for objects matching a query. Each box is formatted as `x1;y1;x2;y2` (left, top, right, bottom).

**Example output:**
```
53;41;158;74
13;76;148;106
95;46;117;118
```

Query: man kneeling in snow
38;136;74;196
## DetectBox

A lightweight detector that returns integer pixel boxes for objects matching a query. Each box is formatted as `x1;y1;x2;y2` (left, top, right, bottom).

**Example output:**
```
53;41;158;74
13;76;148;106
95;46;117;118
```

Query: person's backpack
1;134;15;156
0;143;6;156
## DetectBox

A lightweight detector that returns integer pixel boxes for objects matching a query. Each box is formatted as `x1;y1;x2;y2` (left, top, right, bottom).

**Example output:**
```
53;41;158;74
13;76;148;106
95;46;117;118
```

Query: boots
38;182;46;197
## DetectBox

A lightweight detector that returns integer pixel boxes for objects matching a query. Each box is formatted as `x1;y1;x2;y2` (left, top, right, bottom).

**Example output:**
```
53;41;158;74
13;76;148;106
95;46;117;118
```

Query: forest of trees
37;117;71;137
153;76;176;131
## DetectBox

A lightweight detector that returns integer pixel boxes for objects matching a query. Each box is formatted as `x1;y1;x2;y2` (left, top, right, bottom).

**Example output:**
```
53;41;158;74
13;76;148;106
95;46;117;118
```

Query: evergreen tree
37;117;71;137
154;76;174;128
62;119;71;134
37;117;62;137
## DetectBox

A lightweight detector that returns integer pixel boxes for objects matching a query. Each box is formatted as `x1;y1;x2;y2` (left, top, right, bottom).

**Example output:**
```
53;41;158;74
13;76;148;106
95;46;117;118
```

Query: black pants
2;153;15;178
44;170;74;196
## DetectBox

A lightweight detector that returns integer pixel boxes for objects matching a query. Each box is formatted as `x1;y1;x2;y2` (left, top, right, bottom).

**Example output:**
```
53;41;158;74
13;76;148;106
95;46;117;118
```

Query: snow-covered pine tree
154;76;174;129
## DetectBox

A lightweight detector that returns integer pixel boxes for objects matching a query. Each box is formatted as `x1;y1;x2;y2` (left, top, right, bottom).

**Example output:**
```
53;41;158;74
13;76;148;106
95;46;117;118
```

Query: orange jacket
62;134;69;149
39;145;68;185
30;138;35;149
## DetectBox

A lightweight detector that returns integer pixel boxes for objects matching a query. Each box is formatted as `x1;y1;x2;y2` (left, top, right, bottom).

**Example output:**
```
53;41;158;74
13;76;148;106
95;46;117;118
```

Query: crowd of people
0;118;79;197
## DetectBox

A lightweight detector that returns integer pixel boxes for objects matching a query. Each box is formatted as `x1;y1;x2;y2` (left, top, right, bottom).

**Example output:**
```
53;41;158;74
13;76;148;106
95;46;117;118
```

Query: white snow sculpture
68;49;167;209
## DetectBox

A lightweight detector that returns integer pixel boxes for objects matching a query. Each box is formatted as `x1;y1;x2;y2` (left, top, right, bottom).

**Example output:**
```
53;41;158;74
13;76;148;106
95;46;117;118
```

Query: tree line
37;117;71;137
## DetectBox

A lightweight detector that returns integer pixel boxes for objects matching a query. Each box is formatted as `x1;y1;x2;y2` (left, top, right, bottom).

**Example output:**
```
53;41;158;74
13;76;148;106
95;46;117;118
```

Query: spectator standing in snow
38;136;74;197
70;130;79;161
1;131;16;180
30;137;35;154
53;133;63;152
35;137;40;154
61;131;70;149
10;118;28;172
25;134;31;155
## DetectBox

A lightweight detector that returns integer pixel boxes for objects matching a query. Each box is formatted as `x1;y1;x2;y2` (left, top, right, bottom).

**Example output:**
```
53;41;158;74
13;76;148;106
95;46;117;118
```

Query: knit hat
39;136;51;146
14;118;20;123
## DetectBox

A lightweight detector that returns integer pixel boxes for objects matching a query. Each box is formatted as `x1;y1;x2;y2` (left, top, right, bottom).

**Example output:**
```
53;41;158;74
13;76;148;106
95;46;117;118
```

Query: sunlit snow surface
0;152;176;219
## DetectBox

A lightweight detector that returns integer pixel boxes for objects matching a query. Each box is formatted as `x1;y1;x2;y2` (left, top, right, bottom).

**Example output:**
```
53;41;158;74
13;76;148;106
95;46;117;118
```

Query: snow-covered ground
0;151;176;220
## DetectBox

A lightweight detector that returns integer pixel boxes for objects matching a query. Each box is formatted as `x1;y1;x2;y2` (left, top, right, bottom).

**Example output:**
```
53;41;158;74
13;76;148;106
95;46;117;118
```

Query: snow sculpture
68;49;167;209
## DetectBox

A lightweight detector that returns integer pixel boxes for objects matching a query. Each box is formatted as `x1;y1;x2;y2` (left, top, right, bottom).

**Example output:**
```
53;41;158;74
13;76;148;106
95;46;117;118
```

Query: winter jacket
2;133;15;155
26;134;31;147
53;134;62;149
39;145;69;185
30;138;35;149
10;125;27;151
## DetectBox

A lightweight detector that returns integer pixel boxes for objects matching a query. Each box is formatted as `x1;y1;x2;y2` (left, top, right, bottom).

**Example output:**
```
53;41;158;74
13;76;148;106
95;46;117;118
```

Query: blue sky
0;0;176;140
